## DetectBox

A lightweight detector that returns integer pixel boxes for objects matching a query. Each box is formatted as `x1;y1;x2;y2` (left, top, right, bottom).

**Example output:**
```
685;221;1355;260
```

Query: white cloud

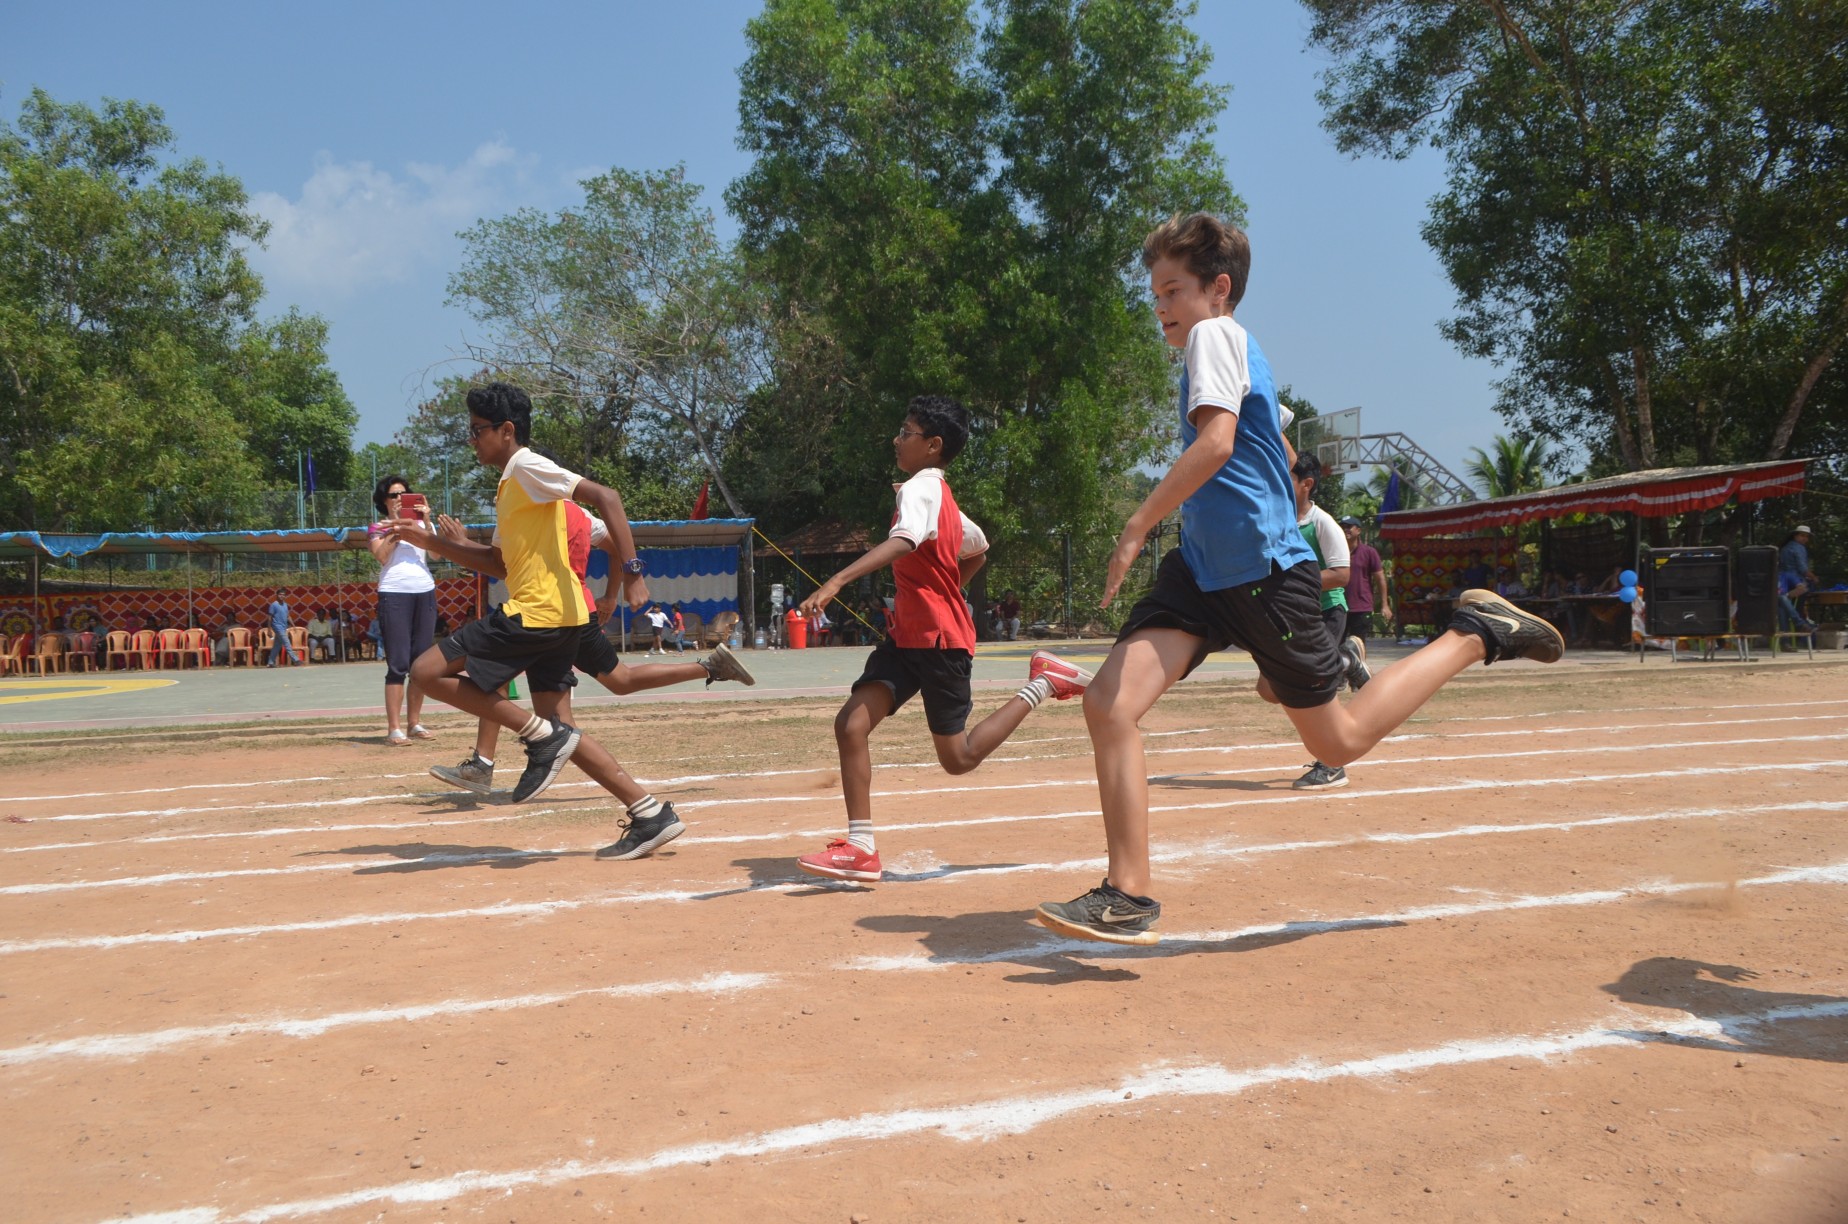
248;141;538;298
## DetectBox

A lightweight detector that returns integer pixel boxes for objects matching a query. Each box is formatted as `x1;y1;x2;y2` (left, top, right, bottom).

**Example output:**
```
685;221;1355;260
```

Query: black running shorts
851;638;974;735
575;614;620;678
1117;550;1343;709
438;606;580;695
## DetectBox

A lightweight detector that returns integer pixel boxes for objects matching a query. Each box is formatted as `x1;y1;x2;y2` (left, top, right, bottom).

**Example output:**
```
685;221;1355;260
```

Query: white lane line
15;718;1844;829
847;857;1848;970
3;788;1840;956
0;972;770;1067
3;813;535;855
103;999;1848;1224
7;702;1837;808
10;839;1846;1070
0;844;596;896
9;755;1844;893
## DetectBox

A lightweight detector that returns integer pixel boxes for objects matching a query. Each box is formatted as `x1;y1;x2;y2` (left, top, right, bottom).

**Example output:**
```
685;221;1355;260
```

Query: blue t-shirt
268;600;289;630
1176;317;1314;590
1779;539;1810;579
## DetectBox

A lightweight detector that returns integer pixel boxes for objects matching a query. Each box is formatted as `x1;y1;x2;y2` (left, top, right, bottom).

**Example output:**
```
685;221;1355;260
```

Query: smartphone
398;492;429;521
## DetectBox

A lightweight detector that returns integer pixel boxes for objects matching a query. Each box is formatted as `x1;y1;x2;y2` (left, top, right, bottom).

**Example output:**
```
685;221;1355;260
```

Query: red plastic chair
156;628;187;669
132;629;159;670
181;627;211;668
68;631;98;672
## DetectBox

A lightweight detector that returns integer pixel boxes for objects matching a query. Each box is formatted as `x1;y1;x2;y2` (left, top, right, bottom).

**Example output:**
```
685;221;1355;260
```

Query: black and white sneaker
511;722;580;803
596;804;686;860
1451;589;1566;665
1035;879;1162;946
429;752;495;795
1294;761;1348;790
1340;635;1372;691
701;643;756;687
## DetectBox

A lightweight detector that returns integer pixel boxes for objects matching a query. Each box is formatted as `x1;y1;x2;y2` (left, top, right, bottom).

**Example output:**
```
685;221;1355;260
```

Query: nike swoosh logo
1099;906;1147;924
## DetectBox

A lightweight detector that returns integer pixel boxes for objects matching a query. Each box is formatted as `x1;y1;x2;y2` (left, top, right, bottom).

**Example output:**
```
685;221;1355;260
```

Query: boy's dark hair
1291;452;1322;482
907;394;969;464
466;381;534;445
1142;212;1251;310
372;474;411;517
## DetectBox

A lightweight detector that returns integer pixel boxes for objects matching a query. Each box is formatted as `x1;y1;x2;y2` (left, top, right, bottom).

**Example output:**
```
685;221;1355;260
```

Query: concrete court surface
0;634;1840;735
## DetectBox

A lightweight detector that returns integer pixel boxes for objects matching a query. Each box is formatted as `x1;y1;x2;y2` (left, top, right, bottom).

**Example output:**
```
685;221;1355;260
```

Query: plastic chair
286;625;310;664
131;629;159;670
226;627;255;667
29;633;67;675
156;628;188;669
105;631;135;670
0;634;24;676
182;627;211;668
68;631;98;672
257;627;276;663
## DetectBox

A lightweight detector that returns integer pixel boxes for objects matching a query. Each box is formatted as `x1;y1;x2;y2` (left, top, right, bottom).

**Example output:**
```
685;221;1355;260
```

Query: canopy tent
0;519;757;639
1376;460;1809;541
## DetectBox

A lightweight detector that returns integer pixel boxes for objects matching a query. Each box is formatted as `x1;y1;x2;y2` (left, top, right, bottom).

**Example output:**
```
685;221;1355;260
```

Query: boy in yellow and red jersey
396;382;655;815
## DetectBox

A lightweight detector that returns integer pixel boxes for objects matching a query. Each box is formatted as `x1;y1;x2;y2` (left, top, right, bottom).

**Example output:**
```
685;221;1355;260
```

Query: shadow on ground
1604;957;1848;1064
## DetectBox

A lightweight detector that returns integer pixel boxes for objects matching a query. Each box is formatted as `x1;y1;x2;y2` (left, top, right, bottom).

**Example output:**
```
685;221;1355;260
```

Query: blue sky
5;1;1506;482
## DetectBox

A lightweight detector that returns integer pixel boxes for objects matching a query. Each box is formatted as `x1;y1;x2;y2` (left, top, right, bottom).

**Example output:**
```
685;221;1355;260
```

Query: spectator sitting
212;611;239;664
307;610;337;662
997;590;1022;641
1459;551;1491;590
810;604;832;645
1495;566;1527;599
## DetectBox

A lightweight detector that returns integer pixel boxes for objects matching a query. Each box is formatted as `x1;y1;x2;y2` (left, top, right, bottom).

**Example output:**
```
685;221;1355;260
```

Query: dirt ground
1;661;1844;1223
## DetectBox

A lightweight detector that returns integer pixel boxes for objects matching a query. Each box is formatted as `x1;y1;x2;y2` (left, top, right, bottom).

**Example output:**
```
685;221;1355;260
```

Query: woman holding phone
369;475;438;745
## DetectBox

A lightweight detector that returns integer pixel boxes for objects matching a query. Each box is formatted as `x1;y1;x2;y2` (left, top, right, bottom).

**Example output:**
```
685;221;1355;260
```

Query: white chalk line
6;697;1832;809
4;812;534;855
7;751;1844;893
0;972;770;1067
105;995;1848;1224
11;846;1846;1073
847;856;1848;970
3;781;1841;956
12;713;1841;829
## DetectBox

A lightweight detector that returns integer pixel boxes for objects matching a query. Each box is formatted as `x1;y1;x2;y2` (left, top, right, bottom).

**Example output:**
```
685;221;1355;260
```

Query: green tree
0;89;356;530
1304;0;1848;473
727;0;1239;566
1464;434;1553;500
448;167;765;517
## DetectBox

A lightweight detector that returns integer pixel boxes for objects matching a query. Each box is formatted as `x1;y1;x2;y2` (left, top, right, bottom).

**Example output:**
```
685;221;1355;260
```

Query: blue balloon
1618;585;1638;603
1619;569;1638;587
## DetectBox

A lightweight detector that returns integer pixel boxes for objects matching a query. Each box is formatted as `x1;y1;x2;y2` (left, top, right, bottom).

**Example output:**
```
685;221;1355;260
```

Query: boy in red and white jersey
794;395;1089;883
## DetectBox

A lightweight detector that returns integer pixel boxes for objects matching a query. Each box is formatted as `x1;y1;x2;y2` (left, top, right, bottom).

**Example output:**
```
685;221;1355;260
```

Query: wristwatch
622;557;646;576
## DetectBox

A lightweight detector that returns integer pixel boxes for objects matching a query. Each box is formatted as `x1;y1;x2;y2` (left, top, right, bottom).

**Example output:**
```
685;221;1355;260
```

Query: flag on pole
304;452;317;497
691;480;710;520
1377;468;1401;524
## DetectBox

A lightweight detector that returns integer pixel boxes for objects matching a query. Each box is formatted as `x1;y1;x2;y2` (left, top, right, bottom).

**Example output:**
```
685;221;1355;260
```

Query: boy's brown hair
1142;212;1250;310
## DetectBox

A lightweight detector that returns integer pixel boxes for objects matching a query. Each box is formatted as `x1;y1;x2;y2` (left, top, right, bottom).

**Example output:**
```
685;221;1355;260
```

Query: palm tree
1465;434;1553;499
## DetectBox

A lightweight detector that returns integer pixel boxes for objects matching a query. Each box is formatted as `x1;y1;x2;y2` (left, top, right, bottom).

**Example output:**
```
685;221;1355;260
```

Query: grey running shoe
429;752;494;795
1294;761;1348;790
596;803;686;860
512;722;581;803
1452;589;1566;665
1035;879;1162;946
702;642;756;687
1340;635;1371;691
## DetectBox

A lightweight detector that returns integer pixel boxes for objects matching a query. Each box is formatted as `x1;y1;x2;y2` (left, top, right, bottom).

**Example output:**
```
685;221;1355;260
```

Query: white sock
518;715;553;743
847;821;875;854
627;795;664;822
475;755;493;768
1015;677;1051;709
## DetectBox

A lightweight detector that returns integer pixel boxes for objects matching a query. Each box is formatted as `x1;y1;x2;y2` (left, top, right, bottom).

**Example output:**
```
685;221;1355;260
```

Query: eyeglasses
467;421;498;440
386;489;408;499
893;429;926;442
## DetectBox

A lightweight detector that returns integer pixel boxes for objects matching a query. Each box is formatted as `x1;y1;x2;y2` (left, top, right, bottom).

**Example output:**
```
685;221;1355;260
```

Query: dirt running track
1;662;1844;1223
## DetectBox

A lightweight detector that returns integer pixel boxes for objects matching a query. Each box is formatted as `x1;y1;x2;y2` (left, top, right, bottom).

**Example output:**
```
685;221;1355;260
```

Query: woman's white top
377;537;436;594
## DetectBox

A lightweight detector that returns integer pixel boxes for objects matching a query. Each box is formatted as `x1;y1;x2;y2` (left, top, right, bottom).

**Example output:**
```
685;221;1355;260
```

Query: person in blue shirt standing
1778;526;1819;631
1033;212;1568;946
265;591;299;667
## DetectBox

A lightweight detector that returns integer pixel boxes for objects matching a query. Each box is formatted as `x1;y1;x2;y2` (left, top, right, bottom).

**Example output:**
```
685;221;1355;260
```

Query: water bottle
753;628;767;650
730;624;743;649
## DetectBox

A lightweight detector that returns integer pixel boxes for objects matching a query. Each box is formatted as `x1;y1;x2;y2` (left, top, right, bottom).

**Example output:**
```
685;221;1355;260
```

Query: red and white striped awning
1377;459;1809;541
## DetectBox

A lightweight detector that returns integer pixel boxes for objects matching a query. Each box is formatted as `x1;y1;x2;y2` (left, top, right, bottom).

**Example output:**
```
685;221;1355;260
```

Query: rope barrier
750;524;886;640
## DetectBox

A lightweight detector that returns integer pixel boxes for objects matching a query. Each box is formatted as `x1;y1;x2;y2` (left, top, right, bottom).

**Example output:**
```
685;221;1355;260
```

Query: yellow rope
750;524;885;638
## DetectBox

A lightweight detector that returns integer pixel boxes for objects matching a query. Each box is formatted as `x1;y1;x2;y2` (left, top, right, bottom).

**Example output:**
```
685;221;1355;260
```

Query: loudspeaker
1642;547;1729;636
1734;546;1778;635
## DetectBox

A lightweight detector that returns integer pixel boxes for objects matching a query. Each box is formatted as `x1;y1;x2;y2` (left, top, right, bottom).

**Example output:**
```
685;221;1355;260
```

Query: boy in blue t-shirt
1035;212;1565;946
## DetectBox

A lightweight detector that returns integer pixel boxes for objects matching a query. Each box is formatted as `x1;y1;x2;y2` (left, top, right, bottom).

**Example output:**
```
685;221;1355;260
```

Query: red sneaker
797;839;883;882
1028;650;1093;700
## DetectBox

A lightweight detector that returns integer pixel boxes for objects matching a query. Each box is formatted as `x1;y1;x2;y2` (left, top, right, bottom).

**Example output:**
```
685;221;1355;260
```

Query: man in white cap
1779;526;1820;631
